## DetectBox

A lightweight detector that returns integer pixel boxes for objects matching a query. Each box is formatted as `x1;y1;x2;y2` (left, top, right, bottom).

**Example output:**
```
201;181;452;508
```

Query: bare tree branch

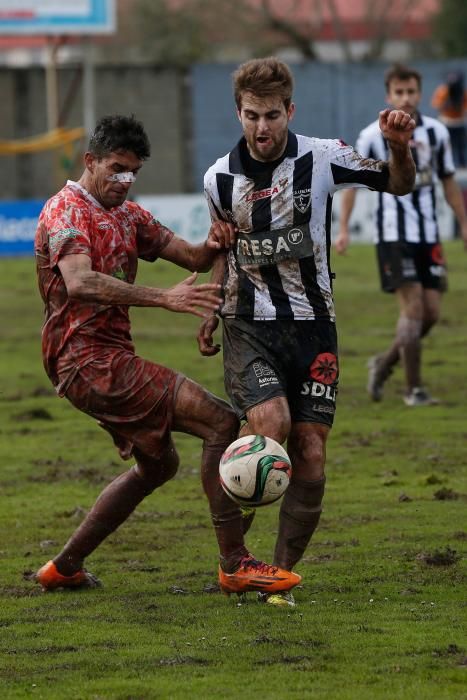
364;0;424;61
327;0;354;62
259;0;318;60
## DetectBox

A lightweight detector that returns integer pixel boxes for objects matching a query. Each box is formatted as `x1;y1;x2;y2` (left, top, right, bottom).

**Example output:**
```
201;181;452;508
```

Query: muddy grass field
0;244;466;699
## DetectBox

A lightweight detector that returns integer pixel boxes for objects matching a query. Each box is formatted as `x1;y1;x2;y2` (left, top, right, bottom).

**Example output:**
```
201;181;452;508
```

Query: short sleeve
327;139;389;194
131;203;174;261
204;169;224;223
45;196;92;268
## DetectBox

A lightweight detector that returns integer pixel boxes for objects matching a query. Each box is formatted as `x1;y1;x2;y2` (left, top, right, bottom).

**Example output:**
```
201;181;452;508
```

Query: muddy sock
201;440;248;574
241;507;256;536
379;343;400;372
396;317;423;391
273;477;326;571
54;466;153;575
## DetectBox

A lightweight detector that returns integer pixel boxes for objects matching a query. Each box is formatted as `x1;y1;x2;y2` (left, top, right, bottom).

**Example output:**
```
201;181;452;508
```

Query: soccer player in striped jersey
198;57;416;607
336;64;467;407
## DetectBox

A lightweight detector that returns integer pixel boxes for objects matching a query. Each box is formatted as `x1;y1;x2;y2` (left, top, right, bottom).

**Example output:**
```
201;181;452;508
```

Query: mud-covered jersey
356;113;455;244
204;131;389;321
35;181;173;384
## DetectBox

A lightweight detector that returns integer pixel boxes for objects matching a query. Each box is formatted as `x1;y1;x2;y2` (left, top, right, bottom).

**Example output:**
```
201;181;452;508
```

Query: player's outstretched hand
334;230;350;255
379;108;416;148
197;314;220;356
207;220;237;249
164;272;223;318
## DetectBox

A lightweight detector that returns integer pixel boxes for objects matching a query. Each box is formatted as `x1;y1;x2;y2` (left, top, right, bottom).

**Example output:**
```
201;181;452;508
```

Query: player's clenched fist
379;108;416;147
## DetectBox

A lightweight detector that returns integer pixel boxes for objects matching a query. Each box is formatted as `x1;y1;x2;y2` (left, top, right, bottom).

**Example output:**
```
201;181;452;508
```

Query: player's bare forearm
208;250;227;286
442;175;467;248
196;253;226;355
65;267;167;306
339;188;357;227
182;241;218;272
58;254;223;317
335;190;357;254
386;142;416;195
379;108;416;195
160;221;236;272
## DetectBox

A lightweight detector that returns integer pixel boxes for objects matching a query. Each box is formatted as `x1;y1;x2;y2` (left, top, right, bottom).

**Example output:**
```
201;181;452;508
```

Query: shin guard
274;477;326;571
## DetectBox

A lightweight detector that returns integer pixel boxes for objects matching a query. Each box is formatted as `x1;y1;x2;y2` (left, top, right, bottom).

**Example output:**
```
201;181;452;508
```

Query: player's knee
288;427;327;477
210;402;239;444
244;397;291;443
256;414;290;445
134;444;180;491
396;317;423;346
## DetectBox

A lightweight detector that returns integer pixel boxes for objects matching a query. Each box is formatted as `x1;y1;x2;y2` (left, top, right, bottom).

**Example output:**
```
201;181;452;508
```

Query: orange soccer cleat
34;560;101;591
218;554;301;596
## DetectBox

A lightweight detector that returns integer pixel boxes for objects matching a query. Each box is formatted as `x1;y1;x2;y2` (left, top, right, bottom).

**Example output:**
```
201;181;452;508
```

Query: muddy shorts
222;318;339;427
376;241;447;293
55;349;182;458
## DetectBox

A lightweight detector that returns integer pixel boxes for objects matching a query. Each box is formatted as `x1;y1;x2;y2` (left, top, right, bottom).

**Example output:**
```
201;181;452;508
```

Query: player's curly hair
88;114;151;160
384;64;422;91
233;57;294;110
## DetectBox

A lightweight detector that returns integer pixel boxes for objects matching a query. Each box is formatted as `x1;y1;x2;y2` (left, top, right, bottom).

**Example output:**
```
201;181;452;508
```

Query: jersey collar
66;180;107;210
229;130;298;175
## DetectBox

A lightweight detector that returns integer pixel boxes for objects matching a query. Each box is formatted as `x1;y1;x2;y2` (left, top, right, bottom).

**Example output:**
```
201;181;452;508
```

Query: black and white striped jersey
204;130;389;321
355;113;455;245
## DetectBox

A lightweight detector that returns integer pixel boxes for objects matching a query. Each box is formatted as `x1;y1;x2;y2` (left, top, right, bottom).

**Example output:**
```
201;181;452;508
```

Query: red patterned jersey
35;181;173;385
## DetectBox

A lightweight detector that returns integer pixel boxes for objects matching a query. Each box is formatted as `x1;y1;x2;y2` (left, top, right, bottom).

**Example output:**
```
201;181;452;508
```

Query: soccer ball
219;434;292;507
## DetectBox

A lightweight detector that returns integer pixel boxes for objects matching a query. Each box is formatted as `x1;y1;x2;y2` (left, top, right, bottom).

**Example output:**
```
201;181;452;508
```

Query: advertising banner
0;187;459;257
0;200;44;255
0;0;115;35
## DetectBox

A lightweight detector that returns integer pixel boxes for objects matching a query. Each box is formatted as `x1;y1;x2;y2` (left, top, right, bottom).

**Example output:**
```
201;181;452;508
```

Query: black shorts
222;318;339;427
376;241;447;293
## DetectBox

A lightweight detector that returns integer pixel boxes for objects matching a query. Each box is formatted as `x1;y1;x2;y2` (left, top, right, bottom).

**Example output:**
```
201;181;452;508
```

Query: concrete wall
0;66;187;199
1;59;467;199
191;59;467;190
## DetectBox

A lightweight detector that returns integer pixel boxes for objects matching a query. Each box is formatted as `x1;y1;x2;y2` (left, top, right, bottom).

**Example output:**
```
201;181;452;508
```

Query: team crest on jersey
293;188;311;214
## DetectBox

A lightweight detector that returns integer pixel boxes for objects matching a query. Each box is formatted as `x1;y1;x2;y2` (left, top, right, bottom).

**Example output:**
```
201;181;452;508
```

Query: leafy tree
432;0;467;57
134;0;214;67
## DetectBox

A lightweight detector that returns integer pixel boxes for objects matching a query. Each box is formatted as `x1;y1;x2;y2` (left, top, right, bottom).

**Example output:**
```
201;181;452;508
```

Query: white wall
137;187;458;244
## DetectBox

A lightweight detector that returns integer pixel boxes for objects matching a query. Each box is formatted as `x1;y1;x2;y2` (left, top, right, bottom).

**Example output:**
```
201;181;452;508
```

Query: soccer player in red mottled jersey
33;115;300;596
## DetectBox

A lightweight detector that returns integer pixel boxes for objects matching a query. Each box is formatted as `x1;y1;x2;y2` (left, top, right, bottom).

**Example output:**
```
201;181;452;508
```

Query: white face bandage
107;172;137;184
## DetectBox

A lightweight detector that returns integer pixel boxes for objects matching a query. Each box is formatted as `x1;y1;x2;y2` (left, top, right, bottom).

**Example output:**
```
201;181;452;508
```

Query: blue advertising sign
0;200;44;256
0;1;115;35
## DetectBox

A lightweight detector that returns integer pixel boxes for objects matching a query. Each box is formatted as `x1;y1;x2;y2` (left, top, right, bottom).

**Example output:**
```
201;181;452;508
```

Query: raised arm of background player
335;108;417;255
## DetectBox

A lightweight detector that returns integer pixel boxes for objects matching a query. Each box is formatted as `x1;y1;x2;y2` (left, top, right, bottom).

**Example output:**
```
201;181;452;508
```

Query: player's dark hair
233;57;294;110
384;64;422;91
88;115;151;160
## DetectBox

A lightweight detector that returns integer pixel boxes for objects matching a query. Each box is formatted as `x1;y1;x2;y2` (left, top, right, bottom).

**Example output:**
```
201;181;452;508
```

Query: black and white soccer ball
219;434;292;507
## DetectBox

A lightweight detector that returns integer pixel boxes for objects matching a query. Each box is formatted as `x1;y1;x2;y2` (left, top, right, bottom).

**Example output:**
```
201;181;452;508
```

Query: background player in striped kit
335;64;467;407
198;57;416;607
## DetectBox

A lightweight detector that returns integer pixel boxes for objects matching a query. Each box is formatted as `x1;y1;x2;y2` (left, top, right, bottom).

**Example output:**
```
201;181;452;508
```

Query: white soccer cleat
403;387;439;407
